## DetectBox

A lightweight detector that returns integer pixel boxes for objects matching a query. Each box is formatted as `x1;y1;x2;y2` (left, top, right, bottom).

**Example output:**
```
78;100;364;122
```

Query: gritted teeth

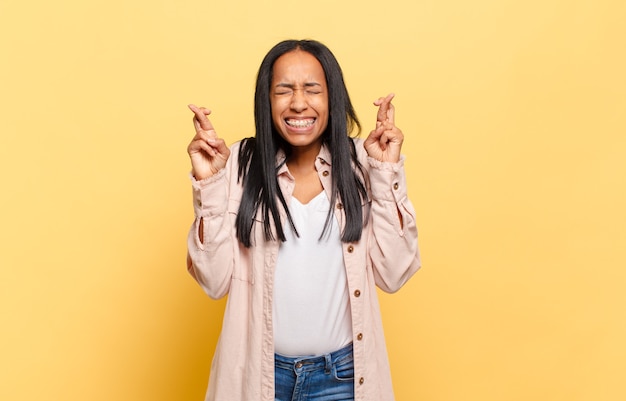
285;118;315;128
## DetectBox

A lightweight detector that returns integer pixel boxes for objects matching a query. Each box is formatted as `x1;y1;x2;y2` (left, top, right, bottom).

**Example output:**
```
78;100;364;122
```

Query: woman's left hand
363;93;404;163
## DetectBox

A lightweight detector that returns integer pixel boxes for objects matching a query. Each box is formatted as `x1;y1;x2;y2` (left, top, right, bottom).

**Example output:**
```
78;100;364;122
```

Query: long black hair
235;39;368;248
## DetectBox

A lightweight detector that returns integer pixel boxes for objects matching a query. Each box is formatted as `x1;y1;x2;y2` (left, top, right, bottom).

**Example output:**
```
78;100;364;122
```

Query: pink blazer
187;138;421;401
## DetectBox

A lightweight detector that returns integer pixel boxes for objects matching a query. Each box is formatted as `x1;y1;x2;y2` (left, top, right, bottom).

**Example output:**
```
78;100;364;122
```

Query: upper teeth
286;119;314;128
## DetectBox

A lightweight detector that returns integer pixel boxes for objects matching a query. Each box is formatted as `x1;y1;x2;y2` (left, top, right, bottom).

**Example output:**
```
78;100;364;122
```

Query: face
270;50;329;153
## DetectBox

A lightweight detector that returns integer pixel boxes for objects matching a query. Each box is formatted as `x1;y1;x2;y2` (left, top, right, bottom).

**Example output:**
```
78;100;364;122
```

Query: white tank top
273;192;353;357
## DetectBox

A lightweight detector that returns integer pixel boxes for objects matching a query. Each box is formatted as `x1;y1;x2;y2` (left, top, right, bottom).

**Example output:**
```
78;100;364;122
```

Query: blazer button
359;377;365;385
357;333;363;341
196;199;202;207
393;182;399;190
347;245;354;253
354;289;361;297
322;171;329;177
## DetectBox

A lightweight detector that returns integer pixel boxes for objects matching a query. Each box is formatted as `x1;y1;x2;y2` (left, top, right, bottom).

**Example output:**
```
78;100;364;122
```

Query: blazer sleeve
365;154;421;293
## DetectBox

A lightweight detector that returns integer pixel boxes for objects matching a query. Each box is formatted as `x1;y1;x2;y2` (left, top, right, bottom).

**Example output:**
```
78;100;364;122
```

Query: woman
186;39;420;401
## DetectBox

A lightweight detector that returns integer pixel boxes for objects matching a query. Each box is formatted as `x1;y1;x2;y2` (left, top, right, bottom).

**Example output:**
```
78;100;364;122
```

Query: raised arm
186;105;236;299
363;94;421;292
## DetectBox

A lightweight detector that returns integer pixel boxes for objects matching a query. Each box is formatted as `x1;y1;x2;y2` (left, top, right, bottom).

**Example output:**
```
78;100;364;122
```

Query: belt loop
324;353;332;374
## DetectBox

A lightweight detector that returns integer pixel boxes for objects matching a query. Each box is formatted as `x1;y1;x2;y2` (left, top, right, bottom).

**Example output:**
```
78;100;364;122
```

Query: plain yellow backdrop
1;0;624;400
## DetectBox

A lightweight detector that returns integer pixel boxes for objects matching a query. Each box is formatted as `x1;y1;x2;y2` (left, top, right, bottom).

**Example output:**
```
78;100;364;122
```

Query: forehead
272;50;326;83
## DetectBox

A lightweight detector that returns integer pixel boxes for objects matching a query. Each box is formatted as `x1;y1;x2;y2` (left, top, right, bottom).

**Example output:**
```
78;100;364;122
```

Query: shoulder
226;138;255;169
228;138;247;155
351;136;369;167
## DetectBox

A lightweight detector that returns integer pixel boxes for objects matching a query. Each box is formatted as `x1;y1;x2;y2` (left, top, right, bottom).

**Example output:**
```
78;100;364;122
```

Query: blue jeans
274;343;355;401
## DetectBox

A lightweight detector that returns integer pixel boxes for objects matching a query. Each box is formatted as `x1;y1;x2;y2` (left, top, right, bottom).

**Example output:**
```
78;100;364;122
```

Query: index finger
188;104;215;132
374;93;395;124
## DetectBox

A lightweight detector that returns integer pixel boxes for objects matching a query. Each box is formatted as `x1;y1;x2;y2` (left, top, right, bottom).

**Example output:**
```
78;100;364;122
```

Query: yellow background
1;0;624;400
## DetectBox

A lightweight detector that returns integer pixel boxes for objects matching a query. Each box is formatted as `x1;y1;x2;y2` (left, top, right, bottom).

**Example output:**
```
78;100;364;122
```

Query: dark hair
235;39;368;247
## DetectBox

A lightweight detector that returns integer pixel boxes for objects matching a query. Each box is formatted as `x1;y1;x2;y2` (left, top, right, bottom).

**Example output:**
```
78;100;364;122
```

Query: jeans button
295;362;303;369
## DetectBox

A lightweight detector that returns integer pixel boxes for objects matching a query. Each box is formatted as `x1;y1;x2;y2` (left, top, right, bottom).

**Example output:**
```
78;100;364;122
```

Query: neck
287;143;322;172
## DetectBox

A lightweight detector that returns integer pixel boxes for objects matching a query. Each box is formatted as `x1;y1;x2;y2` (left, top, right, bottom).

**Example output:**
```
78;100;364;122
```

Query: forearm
367;157;421;293
186;169;235;299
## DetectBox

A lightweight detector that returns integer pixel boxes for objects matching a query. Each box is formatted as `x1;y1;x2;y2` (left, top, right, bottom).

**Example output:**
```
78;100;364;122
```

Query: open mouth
285;118;315;128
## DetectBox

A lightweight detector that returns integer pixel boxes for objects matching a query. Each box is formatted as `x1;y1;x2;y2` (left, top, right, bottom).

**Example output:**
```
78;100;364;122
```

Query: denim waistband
274;343;353;373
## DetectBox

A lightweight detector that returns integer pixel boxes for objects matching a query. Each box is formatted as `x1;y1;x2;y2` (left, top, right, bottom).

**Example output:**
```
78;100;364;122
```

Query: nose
290;89;308;113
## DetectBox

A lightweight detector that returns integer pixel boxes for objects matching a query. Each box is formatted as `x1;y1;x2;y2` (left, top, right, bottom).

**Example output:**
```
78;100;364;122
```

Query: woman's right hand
187;104;231;180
